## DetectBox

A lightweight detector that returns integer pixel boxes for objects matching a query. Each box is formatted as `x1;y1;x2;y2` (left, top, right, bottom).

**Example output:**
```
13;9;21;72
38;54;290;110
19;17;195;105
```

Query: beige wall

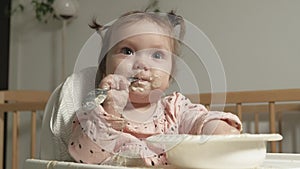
8;0;300;168
9;0;300;92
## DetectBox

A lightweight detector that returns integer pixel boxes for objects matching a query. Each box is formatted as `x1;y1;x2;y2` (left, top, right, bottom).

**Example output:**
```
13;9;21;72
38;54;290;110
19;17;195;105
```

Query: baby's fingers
99;75;130;90
113;75;130;90
118;77;130;90
99;76;113;90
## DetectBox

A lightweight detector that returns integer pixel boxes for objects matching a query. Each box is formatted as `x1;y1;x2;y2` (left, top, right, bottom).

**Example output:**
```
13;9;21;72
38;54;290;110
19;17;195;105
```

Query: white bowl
147;134;282;169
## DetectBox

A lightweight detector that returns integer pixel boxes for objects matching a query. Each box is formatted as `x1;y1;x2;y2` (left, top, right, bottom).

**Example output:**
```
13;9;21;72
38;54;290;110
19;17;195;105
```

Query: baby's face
106;32;173;103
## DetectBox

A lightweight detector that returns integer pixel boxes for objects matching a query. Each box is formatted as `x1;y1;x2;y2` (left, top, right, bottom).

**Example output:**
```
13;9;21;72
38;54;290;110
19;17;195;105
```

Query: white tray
24;153;300;169
23;159;151;169
260;153;300;169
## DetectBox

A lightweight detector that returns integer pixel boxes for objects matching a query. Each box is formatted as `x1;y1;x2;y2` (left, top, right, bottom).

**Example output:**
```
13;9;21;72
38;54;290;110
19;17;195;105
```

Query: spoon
82;77;138;110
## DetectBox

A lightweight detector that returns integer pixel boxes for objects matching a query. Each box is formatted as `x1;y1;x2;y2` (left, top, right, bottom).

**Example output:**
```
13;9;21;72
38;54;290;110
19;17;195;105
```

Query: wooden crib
0;90;50;169
1;89;300;169
186;88;300;153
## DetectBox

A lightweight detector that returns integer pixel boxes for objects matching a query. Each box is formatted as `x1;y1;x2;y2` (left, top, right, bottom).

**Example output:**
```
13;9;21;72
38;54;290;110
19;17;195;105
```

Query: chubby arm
189;110;242;135
202;119;241;135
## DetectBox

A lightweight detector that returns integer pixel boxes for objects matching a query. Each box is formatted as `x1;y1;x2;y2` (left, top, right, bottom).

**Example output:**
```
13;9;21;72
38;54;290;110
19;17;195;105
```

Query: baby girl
68;11;242;167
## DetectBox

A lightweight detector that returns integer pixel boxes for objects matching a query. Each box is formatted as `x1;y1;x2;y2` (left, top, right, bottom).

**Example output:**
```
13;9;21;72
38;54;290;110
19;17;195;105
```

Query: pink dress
68;92;242;166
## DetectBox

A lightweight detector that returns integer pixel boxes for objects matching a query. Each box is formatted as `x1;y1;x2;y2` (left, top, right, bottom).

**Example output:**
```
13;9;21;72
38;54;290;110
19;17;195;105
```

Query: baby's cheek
150;72;170;89
151;79;162;88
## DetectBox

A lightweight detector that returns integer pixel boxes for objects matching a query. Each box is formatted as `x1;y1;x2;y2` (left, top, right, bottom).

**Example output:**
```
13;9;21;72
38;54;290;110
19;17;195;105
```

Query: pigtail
167;10;185;41
89;17;103;31
89;17;111;39
167;10;181;27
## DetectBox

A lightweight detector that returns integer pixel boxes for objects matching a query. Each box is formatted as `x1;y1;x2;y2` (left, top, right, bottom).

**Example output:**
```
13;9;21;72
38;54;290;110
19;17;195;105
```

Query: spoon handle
82;77;138;110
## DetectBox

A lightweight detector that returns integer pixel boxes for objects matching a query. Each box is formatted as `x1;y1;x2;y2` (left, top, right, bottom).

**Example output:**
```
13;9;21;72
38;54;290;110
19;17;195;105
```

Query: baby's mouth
129;74;161;90
136;79;149;86
129;76;151;92
130;75;151;84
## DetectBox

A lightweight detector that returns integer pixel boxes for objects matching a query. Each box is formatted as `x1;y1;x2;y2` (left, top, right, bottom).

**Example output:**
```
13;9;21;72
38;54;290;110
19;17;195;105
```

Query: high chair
39;67;98;161
0;90;50;169
187;88;300;153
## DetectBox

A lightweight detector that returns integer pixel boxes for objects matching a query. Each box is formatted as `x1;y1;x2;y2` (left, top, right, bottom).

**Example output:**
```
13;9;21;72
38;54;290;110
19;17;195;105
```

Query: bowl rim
146;133;283;144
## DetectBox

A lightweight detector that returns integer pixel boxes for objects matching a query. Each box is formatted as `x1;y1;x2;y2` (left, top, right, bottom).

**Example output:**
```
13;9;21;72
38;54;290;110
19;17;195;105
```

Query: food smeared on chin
151;80;161;88
130;86;145;92
129;73;163;93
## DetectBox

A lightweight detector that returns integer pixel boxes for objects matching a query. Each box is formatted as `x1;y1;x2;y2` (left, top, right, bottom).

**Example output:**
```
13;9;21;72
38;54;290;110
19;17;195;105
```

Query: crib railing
0;90;50;169
0;89;299;168
186;88;300;153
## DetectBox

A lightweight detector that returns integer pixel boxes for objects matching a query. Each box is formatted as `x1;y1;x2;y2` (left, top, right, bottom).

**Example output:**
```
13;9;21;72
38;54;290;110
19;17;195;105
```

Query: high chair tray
262;153;300;168
24;153;300;169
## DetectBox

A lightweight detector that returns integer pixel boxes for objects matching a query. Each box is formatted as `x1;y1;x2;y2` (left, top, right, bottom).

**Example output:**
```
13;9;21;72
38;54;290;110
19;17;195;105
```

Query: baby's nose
133;60;149;71
133;50;153;71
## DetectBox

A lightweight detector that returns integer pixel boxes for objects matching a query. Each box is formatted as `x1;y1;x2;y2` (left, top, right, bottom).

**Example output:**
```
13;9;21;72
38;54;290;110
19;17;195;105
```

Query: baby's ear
168;75;174;84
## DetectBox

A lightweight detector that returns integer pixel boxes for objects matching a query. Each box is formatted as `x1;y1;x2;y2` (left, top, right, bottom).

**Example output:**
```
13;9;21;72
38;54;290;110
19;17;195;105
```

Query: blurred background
1;0;300;168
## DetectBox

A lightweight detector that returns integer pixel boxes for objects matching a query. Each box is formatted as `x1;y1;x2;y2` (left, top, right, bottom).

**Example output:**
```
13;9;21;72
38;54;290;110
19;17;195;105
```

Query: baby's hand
202;120;240;135
99;74;131;118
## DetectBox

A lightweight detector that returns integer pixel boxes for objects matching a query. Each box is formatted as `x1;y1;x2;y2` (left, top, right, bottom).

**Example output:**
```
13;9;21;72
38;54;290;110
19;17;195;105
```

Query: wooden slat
187;88;300;104
12;111;20;169
208;103;300;115
227;89;300;103
0;93;4;169
278;112;283;153
254;112;259;134
269;102;276;153
0;103;47;112
31;111;36;158
236;103;242;120
0;91;50;102
0;113;3;169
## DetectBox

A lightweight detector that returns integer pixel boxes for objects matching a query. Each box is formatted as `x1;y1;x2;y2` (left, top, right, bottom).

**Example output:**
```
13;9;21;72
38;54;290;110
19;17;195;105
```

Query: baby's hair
90;10;186;87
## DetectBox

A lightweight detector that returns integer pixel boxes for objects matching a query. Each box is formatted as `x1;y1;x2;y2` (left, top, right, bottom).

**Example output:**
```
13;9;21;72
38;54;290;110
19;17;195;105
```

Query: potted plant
12;0;80;23
11;0;159;23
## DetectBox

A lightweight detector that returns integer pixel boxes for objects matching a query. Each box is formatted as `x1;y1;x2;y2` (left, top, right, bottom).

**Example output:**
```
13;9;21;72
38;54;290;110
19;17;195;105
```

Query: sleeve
68;105;135;164
164;92;242;135
68;105;164;165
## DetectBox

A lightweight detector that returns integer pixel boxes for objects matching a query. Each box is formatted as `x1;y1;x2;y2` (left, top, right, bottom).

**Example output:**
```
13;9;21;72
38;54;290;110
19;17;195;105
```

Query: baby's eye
120;47;134;55
152;51;164;59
